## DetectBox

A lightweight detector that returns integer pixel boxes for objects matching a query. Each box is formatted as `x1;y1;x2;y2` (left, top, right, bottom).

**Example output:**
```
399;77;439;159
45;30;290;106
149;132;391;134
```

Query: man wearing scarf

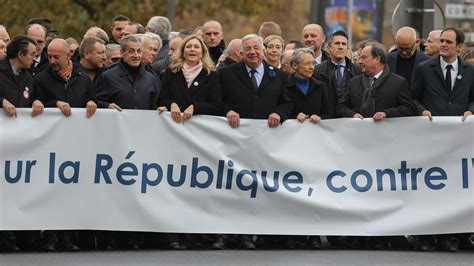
34;38;97;119
337;41;414;121
336;42;414;250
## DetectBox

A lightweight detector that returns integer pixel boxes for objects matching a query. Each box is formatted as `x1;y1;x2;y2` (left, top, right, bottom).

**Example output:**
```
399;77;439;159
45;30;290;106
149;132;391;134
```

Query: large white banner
0;109;473;236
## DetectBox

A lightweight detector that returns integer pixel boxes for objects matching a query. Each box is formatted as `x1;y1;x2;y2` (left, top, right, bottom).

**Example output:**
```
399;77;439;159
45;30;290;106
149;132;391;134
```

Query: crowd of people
0;15;473;253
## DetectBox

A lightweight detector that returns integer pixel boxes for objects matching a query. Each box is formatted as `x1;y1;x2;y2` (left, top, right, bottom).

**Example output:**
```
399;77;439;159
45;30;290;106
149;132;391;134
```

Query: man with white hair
146;16;171;60
424;30;442;57
0;25;11;45
218;38;242;68
387;26;430;86
220;34;292;129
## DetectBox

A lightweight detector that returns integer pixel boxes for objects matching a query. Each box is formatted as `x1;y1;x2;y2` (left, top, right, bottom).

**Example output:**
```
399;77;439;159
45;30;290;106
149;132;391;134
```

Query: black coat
151;57;170;81
411;57;474;116
387;50;431;86
286;75;331;119
33;63;95;107
155;40;170;61
96;60;161;110
29;50;49;76
313;57;362;117
208;40;226;64
158;68;221;115
337;66;415;118
219;61;292;121
0;59;37;108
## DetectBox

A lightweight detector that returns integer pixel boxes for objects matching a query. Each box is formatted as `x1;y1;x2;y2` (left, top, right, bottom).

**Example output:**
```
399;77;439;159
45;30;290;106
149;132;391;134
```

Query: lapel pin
193;81;199;86
457;75;462;80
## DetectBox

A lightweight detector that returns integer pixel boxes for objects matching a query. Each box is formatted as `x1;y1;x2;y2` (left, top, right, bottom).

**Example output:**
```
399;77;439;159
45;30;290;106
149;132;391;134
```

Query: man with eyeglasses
387;27;430;86
26;23;48;75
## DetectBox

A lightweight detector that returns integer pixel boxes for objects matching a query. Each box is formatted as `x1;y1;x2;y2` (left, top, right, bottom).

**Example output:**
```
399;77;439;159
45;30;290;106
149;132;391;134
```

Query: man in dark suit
412;27;473;123
26;23;49;75
302;24;330;65
219;33;292;129
387;26;431;86
337;41;415;120
411;29;473;252
313;30;361;117
217;34;292;250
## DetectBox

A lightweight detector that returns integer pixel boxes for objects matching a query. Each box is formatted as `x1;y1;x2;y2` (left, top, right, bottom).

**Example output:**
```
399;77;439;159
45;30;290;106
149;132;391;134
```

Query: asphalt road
1;250;473;265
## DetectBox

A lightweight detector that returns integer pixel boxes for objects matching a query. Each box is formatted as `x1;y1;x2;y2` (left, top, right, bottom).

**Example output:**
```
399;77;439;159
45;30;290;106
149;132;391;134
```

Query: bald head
281;49;295;75
425;30;442;57
0;25;10;44
202;20;223;48
225;38;242;62
302;24;325;53
395;26;418;58
27;24;47;56
48;38;70;71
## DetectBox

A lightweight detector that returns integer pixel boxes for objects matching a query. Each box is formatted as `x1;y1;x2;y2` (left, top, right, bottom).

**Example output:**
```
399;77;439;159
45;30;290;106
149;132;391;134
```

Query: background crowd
0;14;473;253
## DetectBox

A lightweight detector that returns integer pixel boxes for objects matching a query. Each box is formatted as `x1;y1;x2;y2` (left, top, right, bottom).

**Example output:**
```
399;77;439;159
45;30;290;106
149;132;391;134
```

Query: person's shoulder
219;61;244;73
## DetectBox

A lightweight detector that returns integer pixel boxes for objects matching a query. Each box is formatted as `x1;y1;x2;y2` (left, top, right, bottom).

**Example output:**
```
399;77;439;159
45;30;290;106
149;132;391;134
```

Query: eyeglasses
397;42;416;53
111;57;121;63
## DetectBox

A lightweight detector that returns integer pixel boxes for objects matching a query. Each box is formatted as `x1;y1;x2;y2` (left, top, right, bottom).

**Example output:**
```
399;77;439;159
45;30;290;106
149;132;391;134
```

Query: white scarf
182;61;203;88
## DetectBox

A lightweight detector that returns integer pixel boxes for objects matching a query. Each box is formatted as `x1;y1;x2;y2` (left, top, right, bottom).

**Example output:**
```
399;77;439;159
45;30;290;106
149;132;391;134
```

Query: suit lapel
257;65;271;93
430;57;448;91
235;62;256;93
451;59;467;96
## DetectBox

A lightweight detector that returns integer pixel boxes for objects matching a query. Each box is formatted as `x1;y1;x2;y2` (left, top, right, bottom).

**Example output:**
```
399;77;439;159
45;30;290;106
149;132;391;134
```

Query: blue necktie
335;65;344;88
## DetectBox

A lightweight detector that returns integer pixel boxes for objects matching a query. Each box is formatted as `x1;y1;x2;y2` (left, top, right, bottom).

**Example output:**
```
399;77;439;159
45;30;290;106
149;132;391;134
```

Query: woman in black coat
157;34;221;123
286;47;332;123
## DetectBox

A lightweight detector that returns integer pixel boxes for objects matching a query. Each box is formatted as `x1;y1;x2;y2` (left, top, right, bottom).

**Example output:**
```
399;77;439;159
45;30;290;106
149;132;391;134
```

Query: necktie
250;69;258;90
369;76;376;88
445;64;452;91
335;65;344;88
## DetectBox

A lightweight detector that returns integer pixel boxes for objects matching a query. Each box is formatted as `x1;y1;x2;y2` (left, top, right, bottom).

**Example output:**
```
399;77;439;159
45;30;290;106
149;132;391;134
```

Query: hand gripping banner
1;109;473;235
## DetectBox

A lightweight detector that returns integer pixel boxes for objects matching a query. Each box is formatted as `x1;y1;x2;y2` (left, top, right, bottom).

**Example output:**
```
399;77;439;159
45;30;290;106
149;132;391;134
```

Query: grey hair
105;43;121;57
241;34;264;50
290;47;314;65
120;35;142;50
145;32;162;49
146;16;171;41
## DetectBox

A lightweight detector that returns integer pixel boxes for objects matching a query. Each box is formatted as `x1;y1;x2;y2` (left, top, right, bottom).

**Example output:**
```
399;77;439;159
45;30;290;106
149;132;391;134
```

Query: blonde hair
263;34;285;49
169;34;215;74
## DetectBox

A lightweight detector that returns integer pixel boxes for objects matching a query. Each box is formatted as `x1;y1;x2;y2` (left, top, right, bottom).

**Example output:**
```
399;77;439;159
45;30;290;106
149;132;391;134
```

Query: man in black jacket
313;30;361;117
337;41;414;120
34;38;97;119
0;35;43;118
412;27;473;123
202;20;225;64
387;27;430;86
220;33;292;129
26;23;48;75
302;23;330;65
0;35;44;252
96;34;160;111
